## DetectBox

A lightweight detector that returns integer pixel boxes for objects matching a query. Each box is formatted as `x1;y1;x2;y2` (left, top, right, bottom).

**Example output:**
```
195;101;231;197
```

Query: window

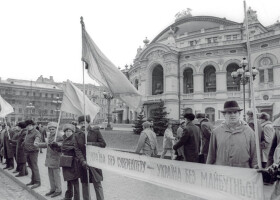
51;94;54;98
268;68;273;82
232;35;238;40
19;108;22;113
183;68;193;94
189;40;197;46
226;63;240;91
51;110;54;114
89;91;92;95
205;107;215;123
206;38;212;44
135;79;139;90
213;37;218;43
259;70;264;83
152;65;164;95
204;66;216;92
33;92;36;96
226;35;231;41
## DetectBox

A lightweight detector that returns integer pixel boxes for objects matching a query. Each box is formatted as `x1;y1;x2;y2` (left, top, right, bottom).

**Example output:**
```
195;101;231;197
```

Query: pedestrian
24;119;41;189
14;121;28;177
38;123;47;153
206;100;258;168
196;113;213;163
74;115;106;200
246;109;262;144
174;120;185;161
58;124;80;200
136;121;158;157
2;122;14;170
173;113;200;162
9;126;21;173
0;124;4;163
36;122;63;198
259;112;275;168
161;120;175;159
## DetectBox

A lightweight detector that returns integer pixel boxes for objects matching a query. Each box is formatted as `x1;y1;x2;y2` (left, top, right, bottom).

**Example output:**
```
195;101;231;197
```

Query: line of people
0;115;106;200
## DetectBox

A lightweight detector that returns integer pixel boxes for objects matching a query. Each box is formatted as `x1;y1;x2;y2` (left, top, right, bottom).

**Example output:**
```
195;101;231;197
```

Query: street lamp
103;92;114;130
26;102;35;120
52;96;62;121
231;57;258;121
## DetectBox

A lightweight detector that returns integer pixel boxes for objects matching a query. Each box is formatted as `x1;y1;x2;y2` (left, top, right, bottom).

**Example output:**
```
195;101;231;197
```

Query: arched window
205;107;215;123
227;63;240;91
183;68;193;94
135;79;139;90
204;66;216;92
152;65;164;95
183;108;193;114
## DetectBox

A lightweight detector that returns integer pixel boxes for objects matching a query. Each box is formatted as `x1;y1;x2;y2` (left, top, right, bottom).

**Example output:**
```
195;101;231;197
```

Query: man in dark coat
3;123;15;170
10;126;21;173
196;113;213;163
24;119;41;189
173;113;200;162
15;122;28;177
74;115;106;200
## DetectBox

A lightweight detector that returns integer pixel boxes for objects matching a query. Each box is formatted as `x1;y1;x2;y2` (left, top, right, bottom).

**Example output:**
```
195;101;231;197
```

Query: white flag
81;24;142;110
0;95;14;118
60;80;100;121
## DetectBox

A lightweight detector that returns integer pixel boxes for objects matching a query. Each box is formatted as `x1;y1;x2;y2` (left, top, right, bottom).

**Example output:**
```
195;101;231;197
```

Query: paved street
0;171;37;200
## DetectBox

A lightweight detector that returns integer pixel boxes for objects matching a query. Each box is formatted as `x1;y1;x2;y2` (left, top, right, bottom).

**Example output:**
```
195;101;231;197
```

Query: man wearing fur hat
74;115;106;200
36;122;63;197
206;100;258;168
24;119;41;189
196;113;213;163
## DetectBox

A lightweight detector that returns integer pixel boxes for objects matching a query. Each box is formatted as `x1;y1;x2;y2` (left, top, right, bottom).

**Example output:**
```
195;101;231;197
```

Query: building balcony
227;91;241;98
181;93;194;100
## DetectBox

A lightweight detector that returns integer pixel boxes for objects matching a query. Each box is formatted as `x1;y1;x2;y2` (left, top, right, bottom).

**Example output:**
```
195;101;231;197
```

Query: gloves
50;142;59;148
82;160;89;170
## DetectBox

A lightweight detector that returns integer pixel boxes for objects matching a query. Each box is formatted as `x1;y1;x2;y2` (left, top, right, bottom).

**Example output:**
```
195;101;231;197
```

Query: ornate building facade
128;8;280;123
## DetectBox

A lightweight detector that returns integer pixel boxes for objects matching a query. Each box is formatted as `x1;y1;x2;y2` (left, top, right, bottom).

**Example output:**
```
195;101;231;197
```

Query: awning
142;101;161;106
256;102;274;108
112;110;123;113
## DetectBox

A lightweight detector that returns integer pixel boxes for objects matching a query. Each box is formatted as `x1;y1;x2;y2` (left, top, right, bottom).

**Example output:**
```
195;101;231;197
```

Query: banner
87;146;264;200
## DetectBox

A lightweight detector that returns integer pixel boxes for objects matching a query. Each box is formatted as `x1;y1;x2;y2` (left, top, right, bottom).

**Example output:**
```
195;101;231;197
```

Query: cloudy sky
0;0;279;84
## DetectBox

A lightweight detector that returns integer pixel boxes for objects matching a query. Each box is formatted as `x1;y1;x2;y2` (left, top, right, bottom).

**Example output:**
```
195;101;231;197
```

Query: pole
54;110;62;141
244;0;262;169
81;16;91;200
243;81;246;121
177;52;181;120
3;118;10;139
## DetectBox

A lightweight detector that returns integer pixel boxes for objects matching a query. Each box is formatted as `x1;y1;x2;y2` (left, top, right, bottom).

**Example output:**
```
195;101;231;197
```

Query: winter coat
74;126;106;183
136;128;158;157
162;128;175;149
3;129;14;159
206;121;258;168
23;128;41;153
173;121;200;162
37;132;63;168
261;120;275;162
16;129;27;164
61;134;80;181
10;129;20;154
199;119;213;155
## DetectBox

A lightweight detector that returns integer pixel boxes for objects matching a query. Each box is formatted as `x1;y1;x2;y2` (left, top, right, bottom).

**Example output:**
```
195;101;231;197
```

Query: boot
31;182;41;189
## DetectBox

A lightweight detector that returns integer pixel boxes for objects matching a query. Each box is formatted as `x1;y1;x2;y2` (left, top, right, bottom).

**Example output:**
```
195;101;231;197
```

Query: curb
0;167;47;200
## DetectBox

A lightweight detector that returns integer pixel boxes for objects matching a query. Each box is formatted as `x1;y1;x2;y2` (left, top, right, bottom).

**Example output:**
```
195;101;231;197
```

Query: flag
0;95;14;118
81;23;142;110
60;80;100;121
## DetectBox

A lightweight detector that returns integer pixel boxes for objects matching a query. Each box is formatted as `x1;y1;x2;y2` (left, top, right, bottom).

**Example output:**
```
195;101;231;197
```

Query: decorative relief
260;57;272;66
147;50;165;60
195;61;201;68
218;59;224;65
165;63;177;74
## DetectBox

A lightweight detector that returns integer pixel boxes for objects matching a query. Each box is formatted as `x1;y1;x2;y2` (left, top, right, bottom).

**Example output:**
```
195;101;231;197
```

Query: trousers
26;152;40;184
82;181;104;200
48;168;62;192
65;179;80;200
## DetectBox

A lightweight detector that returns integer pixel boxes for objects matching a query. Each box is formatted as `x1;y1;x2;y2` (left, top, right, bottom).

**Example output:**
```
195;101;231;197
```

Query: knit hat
221;100;242;113
47;122;58;129
16;121;26;129
63;124;75;132
142;121;151;128
25;119;35;126
184;113;195;121
78;115;91;124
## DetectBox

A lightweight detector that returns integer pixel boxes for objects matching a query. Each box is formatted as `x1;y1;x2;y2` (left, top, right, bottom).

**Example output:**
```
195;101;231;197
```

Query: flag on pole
60;80;100;121
0;95;14;118
81;19;142;110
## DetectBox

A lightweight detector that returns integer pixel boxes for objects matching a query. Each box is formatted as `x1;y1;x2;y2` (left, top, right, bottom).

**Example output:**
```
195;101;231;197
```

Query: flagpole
3;118;10;139
81;16;91;200
54;110;62;141
243;0;262;169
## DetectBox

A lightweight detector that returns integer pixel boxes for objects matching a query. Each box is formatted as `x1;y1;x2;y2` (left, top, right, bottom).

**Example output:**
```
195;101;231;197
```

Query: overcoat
16;129;27;164
3;129;14;159
61;134;80;181
173;121;200;162
74;126;106;183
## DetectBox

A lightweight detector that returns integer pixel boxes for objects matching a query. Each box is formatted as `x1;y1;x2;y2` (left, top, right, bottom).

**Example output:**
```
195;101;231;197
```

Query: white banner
87;146;264;200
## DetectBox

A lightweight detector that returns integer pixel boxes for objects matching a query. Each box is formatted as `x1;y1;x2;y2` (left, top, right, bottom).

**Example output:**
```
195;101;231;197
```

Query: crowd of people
0;115;106;200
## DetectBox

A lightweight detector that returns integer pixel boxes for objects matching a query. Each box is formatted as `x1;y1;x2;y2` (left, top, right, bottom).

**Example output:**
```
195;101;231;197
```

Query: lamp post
103;92;113;130
52;96;62;121
26;102;35;120
231;57;258;121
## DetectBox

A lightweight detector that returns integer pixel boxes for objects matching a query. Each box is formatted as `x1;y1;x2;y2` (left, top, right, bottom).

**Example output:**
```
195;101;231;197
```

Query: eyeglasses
225;111;239;115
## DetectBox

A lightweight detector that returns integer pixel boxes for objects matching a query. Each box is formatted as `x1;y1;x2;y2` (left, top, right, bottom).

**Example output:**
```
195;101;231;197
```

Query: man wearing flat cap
196;113;213;163
74;115;106;200
206;100;258;168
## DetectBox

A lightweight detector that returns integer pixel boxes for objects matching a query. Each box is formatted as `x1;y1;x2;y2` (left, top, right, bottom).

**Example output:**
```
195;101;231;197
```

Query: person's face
65;129;73;137
224;111;240;125
27;124;34;131
48;127;56;134
79;121;89;131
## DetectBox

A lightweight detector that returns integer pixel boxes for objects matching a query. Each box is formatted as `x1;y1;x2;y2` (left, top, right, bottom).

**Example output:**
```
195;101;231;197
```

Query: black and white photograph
0;0;280;199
